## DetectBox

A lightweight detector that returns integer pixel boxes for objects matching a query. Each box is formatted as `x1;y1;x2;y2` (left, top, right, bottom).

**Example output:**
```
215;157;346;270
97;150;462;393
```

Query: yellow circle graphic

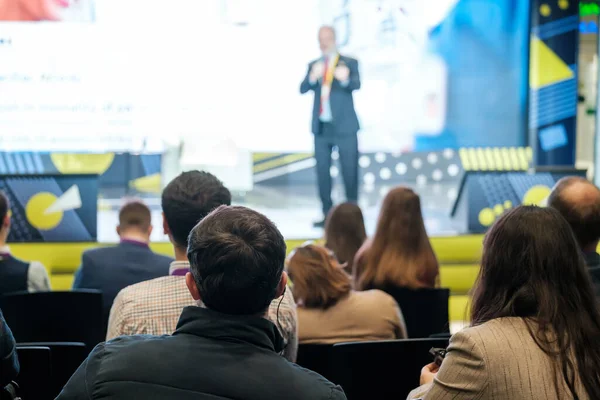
50;153;115;174
540;4;551;16
504;200;513;209
522;185;551;206
493;204;504;216
478;208;496;227
558;0;568;10
25;192;63;231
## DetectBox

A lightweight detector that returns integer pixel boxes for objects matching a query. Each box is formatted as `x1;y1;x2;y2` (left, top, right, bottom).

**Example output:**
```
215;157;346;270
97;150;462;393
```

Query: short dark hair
162;171;231;248
0;191;8;227
547;177;600;249
119;200;151;232
187;205;286;315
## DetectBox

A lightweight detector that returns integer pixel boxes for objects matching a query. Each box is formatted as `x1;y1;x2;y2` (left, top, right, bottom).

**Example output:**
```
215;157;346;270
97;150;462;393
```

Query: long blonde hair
354;187;439;290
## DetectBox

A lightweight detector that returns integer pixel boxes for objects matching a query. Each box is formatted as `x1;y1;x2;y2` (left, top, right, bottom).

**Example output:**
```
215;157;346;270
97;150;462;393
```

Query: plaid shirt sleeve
268;287;298;362
106;288;128;340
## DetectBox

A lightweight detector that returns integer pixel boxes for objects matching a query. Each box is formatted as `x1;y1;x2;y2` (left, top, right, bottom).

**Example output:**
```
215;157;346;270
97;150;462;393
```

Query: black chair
0;291;103;353
384;287;450;338
18;342;88;398
296;344;335;383
15;346;52;400
332;338;449;400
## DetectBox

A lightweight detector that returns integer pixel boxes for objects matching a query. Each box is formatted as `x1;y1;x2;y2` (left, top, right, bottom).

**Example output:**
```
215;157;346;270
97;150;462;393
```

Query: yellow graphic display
129;173;161;194
26;192;63;230
50;153;115;174
522;185;552;206
529;36;574;89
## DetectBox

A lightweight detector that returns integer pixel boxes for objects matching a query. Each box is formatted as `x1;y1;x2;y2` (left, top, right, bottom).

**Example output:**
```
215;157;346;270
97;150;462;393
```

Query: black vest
0;255;29;295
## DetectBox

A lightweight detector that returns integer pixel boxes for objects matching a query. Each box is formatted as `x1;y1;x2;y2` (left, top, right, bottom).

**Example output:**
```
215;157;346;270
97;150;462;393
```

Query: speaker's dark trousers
314;122;359;216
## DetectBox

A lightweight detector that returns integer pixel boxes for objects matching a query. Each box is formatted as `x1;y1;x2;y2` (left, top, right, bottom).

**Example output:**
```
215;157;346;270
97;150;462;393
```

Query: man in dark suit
548;177;600;298
300;25;361;228
73;200;172;332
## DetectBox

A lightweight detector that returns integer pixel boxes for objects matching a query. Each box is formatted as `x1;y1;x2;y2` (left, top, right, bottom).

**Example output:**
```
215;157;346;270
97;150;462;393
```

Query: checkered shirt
107;260;298;361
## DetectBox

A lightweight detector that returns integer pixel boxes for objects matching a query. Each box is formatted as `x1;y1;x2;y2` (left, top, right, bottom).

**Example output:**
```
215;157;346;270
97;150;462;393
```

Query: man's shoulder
120;275;184;299
148;251;174;264
83;245;119;260
280;361;346;398
339;54;358;65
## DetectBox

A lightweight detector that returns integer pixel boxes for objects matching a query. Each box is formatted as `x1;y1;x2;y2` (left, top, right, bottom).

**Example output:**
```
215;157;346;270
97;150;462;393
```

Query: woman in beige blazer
287;243;406;344
409;206;600;400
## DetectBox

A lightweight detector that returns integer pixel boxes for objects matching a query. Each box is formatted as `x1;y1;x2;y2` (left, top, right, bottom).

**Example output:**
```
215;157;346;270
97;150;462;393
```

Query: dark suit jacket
72;241;172;331
300;54;360;135
0;309;19;387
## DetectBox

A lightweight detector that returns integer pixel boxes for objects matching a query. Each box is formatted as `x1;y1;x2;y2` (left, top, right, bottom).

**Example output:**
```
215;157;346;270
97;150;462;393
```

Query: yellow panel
475;148;487;171
468;148;479;171
529;36;575;89
440;264;479;293
449;295;471;322
458;148;471;171
430;235;483;263
492;148;504;171
129;173;161;194
253;153;280;163
52;274;75;291
253;154;312;174
500;147;512;170
50;153;115;174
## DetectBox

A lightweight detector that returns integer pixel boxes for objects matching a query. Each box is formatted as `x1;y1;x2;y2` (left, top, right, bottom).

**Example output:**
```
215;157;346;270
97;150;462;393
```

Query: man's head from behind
0;191;10;242
117;200;152;241
548;176;600;252
185;205;288;316
162;171;232;250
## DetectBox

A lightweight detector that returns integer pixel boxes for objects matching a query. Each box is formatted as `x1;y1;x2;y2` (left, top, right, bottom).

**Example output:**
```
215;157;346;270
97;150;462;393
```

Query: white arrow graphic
44;185;82;214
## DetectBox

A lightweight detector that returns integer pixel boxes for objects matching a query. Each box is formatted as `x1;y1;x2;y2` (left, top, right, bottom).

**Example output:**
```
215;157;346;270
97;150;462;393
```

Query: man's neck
119;232;149;244
174;246;188;262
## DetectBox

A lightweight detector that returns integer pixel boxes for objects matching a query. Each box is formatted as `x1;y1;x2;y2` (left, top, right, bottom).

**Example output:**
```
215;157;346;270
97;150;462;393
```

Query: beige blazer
409;317;588;400
298;289;407;344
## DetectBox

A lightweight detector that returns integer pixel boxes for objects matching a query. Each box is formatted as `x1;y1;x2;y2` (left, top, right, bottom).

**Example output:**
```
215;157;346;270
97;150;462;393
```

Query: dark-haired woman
409;206;600;399
324;203;367;275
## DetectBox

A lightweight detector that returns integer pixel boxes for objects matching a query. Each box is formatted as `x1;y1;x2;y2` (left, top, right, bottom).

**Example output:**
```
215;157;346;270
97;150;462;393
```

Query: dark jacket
72;241;172;331
57;306;346;400
300;54;360;135
584;251;600;299
0;255;29;295
0;309;19;387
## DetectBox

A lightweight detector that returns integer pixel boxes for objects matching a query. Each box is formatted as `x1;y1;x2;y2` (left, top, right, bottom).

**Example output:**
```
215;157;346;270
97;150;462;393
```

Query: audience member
58;206;346;399
548;176;600;297
0;191;50;294
324;202;366;274
353;187;438;291
0;309;19;388
409;206;600;399
288;243;406;344
107;171;298;362
73;199;172;331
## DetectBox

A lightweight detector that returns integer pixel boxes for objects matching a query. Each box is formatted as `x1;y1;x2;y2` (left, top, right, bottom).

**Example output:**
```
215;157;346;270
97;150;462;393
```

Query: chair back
18;342;88;398
15;346;52;400
384;287;450;338
296;344;335;382
0;291;103;352
332;338;449;400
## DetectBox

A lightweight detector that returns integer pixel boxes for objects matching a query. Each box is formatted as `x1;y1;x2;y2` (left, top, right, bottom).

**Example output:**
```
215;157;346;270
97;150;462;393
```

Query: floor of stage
98;181;461;242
